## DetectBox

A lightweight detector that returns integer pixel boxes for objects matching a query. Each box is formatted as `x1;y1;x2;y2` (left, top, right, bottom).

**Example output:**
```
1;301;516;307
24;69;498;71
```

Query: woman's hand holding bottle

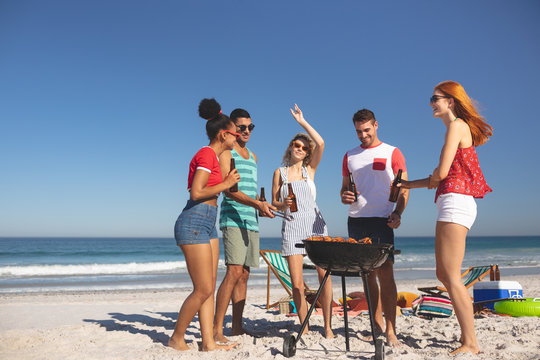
224;169;240;188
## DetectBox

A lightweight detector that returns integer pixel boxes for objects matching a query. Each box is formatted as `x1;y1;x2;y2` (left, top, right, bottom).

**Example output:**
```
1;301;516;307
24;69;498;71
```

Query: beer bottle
229;158;238;192
287;183;298;212
258;187;266;216
388;169;402;202
348;171;358;202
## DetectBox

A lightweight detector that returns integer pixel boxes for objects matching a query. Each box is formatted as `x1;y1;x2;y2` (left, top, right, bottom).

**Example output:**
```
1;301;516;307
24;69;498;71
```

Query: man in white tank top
340;108;409;347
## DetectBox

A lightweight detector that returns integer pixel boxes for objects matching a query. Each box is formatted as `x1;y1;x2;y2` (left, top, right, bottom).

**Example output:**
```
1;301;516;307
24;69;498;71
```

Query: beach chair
418;264;500;296
259;249;320;309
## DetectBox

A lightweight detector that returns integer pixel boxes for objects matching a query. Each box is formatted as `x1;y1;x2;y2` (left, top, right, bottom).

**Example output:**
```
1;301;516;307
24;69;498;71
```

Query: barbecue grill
282;238;395;360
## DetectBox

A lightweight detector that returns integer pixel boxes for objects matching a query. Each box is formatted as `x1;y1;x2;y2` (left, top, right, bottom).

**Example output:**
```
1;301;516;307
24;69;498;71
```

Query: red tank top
435;146;492;202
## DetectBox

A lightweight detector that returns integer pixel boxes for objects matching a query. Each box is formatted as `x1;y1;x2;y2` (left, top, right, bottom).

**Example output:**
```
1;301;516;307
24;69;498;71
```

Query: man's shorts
347;217;395;263
221;227;260;268
436;193;477;230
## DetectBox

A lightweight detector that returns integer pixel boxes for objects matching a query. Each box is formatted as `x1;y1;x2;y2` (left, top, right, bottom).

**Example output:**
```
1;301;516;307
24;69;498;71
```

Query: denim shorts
347;217;395;263
174;200;218;245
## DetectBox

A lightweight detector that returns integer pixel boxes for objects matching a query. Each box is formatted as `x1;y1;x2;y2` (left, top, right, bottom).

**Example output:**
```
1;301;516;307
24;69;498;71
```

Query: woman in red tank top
399;81;493;355
169;99;240;353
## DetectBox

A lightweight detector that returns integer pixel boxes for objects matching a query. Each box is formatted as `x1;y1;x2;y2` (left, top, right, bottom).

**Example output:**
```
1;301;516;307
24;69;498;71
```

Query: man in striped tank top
340;108;409;347
213;108;276;343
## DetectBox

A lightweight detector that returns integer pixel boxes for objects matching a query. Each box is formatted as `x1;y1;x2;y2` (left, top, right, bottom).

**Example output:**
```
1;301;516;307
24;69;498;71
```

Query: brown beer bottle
388;169;402;202
229;158;238;192
348;171;358;202
287;183;298;212
258;187;266;216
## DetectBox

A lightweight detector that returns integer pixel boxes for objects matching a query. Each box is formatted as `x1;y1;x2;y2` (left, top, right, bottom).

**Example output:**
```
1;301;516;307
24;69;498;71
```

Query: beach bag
412;295;453;319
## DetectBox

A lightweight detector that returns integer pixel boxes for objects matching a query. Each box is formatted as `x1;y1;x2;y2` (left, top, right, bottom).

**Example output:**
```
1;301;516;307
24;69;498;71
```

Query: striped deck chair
259;249;319;309
418;264;500;296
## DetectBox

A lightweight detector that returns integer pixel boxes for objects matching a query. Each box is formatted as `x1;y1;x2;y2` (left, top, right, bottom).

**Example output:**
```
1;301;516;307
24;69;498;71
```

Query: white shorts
436;193;477;230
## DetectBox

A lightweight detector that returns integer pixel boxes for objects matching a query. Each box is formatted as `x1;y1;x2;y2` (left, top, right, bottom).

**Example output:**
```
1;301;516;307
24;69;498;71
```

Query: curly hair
281;133;314;167
198;98;232;140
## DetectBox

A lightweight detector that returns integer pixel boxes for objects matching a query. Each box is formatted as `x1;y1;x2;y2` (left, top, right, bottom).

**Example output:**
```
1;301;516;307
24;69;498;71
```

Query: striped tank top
280;166;327;256
219;148;259;231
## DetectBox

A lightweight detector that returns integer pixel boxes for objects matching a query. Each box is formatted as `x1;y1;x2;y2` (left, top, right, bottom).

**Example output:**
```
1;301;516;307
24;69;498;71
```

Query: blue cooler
473;281;523;310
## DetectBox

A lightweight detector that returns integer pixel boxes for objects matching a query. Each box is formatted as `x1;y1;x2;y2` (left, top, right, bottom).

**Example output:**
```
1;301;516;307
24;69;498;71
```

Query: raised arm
290;104;325;172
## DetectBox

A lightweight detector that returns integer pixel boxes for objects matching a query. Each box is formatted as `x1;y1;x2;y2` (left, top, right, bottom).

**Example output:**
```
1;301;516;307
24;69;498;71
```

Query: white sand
1;275;539;360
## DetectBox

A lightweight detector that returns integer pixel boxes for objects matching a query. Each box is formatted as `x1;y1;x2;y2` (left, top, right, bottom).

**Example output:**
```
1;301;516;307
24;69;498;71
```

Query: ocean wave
0;261;189;277
0;259;271;277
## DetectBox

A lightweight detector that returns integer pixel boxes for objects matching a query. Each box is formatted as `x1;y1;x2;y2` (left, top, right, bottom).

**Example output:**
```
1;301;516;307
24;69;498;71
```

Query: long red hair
435;81;493;146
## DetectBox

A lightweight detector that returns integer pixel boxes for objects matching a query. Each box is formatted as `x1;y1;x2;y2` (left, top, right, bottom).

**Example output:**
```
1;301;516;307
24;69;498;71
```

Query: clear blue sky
1;0;539;238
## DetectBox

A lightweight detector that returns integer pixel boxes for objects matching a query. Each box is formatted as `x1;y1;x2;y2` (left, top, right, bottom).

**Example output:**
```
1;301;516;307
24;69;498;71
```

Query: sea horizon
1;236;539;294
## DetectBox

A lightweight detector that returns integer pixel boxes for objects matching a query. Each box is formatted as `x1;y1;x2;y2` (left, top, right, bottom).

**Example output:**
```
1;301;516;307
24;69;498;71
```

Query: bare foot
358;327;383;342
202;342;239;352
386;334;403;348
450;345;480;356
214;333;230;344
324;328;335;339
168;337;190;351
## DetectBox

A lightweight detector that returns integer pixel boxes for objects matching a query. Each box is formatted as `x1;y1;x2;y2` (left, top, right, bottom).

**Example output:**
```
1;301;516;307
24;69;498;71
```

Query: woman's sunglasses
237;124;255;132
292;142;309;152
430;95;450;103
222;130;241;139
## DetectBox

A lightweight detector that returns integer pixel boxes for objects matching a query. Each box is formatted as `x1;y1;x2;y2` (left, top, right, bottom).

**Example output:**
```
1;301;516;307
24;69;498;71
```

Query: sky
1;0;539;238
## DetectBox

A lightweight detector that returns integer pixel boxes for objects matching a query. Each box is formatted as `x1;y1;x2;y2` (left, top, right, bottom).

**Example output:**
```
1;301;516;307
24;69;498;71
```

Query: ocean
1;236;539;294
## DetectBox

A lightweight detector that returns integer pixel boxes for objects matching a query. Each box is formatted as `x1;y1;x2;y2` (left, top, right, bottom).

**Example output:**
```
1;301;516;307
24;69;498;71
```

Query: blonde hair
435;81;493;146
281;133;314;166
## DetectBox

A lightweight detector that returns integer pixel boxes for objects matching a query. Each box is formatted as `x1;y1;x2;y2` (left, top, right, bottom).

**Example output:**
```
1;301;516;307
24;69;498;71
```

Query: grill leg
362;271;378;346
341;275;350;351
294;269;331;345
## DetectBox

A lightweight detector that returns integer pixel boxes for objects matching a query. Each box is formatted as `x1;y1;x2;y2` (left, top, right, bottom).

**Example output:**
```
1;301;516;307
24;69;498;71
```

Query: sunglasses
222;130;240;139
430;95;450;103
237;123;255;132
292;142;309;152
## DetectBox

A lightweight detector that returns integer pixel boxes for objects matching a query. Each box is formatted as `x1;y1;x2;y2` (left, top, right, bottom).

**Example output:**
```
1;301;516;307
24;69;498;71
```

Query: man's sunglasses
430;95;450;103
292;142;309;152
237;124;255;132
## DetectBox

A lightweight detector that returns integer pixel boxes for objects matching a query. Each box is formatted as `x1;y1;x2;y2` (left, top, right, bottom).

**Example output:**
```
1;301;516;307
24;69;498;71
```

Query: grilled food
308;236;372;244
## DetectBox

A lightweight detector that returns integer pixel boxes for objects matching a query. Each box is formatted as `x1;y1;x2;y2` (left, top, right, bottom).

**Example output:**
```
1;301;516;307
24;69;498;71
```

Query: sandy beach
1;274;539;360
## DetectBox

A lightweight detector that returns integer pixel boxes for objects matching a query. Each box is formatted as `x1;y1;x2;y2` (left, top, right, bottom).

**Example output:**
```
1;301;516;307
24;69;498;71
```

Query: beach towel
412;295;453;319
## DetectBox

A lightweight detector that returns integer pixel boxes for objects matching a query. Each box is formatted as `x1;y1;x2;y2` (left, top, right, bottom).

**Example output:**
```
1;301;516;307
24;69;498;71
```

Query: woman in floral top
399;81;492;355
